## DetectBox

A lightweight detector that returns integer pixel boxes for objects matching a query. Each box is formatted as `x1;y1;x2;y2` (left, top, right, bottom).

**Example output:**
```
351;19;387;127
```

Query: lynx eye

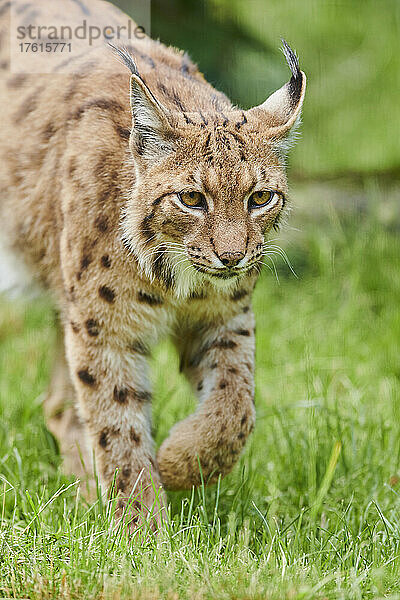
248;190;278;209
178;191;207;210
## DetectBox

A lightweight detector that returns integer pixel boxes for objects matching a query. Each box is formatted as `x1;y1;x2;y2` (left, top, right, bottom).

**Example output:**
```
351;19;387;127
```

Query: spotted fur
0;0;306;525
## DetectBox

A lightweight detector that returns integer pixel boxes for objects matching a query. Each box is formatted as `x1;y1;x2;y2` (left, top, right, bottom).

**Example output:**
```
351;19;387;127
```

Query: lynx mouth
191;264;239;278
191;263;255;280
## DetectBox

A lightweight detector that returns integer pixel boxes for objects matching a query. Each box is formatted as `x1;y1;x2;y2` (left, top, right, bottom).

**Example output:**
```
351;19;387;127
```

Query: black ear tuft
280;39;303;106
280;39;300;79
109;43;139;76
246;39;306;139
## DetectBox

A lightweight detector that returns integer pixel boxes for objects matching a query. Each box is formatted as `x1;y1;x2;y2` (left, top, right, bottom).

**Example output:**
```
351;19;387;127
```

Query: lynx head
116;41;306;297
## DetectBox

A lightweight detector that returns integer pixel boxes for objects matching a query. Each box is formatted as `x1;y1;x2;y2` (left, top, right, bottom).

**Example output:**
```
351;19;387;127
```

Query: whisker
139;232;159;246
261;256;279;283
258;259;273;274
147;249;187;260
263;237;281;244
157;240;186;247
181;263;195;278
173;257;191;270
142;246;187;261
262;244;298;278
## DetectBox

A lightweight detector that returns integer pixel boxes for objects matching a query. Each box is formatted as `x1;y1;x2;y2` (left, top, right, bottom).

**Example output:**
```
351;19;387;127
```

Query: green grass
1;182;400;599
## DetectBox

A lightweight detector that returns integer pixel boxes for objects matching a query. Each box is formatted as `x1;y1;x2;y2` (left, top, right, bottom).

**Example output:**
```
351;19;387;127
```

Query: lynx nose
219;251;245;267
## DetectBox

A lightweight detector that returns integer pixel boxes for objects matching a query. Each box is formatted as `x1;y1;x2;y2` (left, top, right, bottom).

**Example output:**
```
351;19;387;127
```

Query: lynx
0;0;306;526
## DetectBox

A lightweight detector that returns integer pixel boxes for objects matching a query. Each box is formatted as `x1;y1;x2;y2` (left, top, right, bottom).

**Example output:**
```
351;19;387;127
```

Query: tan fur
0;0;305;525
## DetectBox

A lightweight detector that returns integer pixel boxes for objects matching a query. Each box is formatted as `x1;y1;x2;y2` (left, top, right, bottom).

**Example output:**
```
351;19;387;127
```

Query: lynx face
118;43;306;296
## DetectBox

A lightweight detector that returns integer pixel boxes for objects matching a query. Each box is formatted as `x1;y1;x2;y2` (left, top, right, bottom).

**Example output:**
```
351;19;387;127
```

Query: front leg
59;203;165;527
157;310;256;489
64;320;164;526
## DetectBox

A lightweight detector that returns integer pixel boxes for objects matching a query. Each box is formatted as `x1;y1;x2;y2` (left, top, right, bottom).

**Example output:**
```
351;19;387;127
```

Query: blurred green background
116;0;400;180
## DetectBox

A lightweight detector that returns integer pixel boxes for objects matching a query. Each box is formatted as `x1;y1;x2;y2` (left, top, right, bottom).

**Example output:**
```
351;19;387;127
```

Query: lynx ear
247;40;306;138
109;44;174;159
129;74;175;158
